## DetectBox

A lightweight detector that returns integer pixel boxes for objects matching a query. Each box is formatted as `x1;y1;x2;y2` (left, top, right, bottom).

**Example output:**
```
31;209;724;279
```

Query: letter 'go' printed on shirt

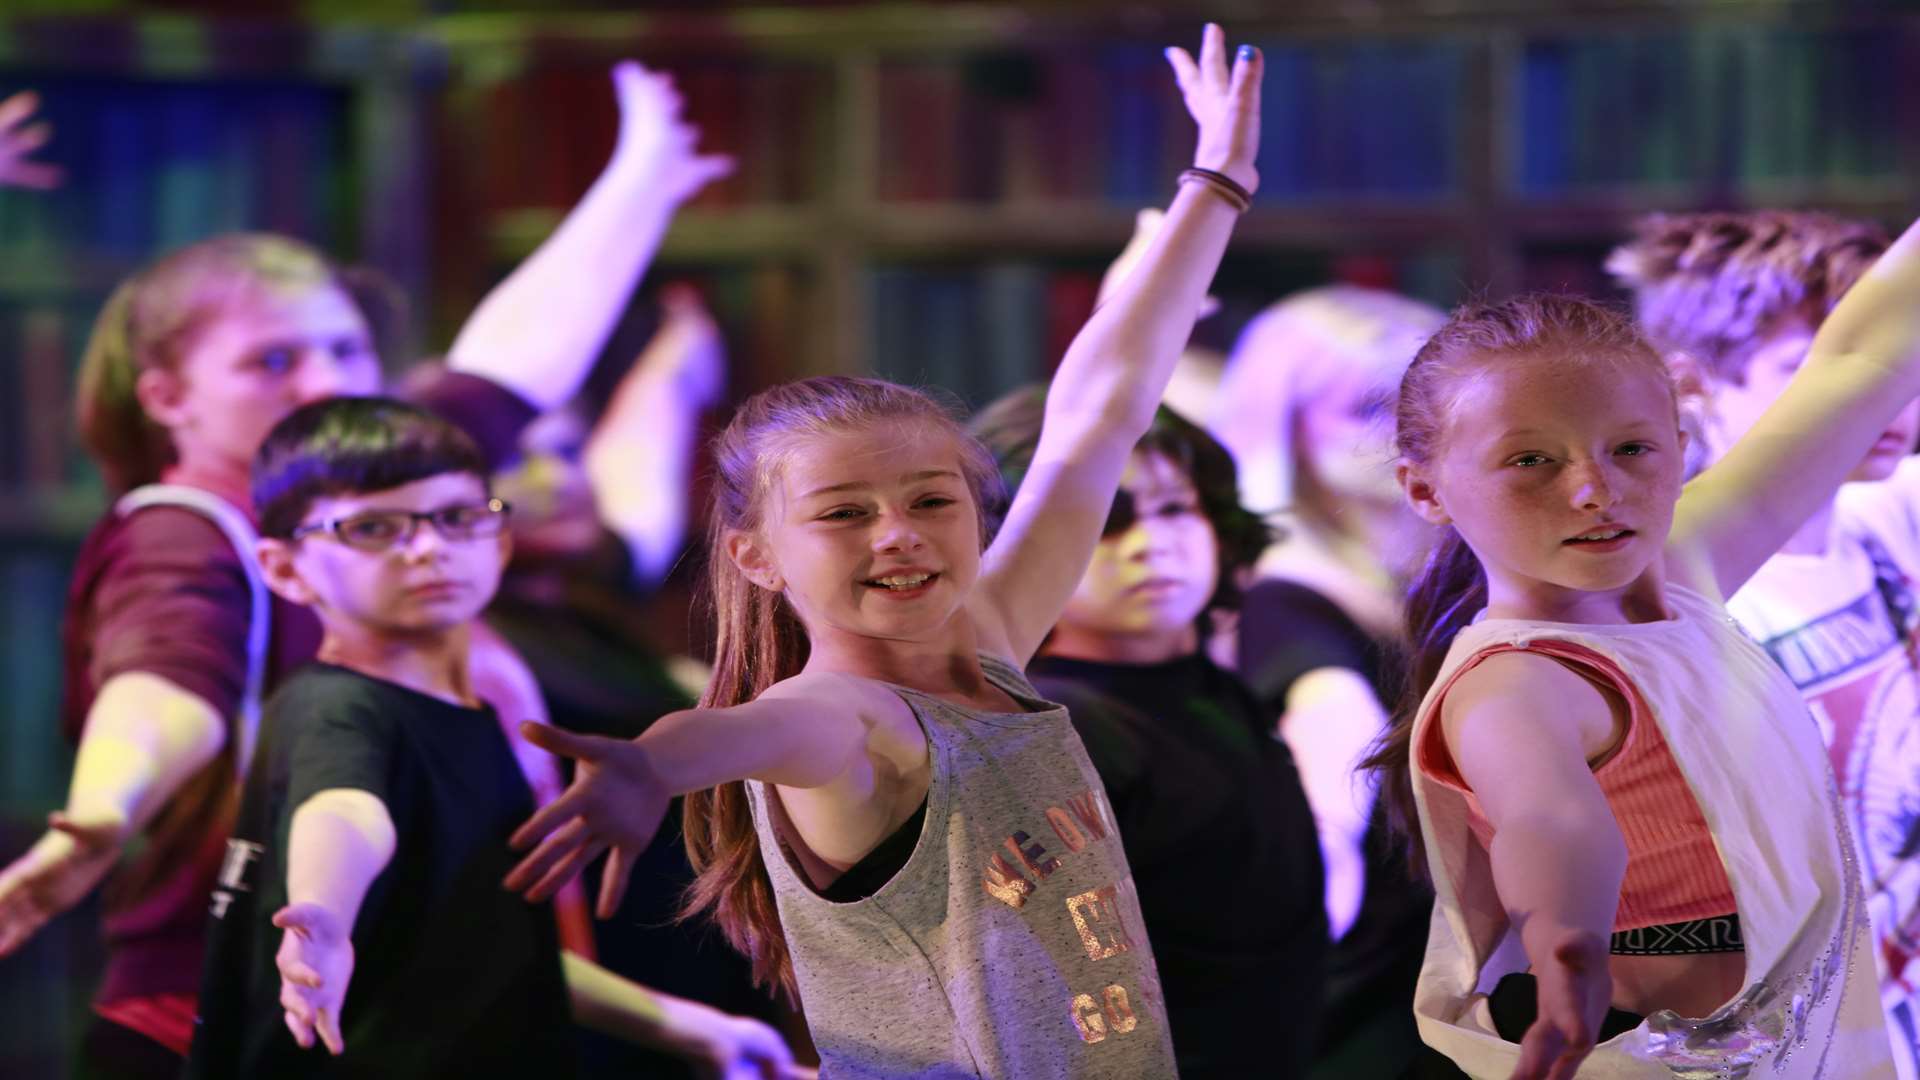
973;786;1152;1045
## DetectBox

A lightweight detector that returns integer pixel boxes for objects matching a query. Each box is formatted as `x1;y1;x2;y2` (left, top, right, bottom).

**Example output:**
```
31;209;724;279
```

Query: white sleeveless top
1410;584;1891;1077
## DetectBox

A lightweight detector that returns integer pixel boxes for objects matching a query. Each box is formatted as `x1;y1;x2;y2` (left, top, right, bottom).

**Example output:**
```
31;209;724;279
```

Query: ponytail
680;544;810;999
1361;527;1484;881
76;277;174;493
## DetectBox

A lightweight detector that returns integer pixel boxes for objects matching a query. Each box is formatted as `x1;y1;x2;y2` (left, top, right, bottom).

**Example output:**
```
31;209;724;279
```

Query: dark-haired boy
185;396;796;1078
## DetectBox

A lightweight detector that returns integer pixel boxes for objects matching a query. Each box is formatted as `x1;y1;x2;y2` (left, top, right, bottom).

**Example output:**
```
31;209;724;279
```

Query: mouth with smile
1563;525;1634;553
862;569;940;597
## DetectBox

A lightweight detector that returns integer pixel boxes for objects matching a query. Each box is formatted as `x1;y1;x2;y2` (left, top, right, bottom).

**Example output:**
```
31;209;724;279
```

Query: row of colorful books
0;74;352;264
1515;27;1914;193
874;39;1466;205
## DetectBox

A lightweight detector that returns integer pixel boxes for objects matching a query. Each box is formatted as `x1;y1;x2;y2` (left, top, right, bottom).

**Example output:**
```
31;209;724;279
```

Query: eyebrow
800;469;962;500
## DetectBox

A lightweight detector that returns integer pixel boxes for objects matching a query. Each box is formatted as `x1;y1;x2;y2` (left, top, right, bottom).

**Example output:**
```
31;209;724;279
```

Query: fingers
1510;1018;1561;1080
518;719;622;765
48;811;119;849
1228;43;1263;108
7;122;49;154
283;1004;316;1050
1163;47;1200;98
317;1005;346;1056
508;780;591;853
595;843;636;919
526;836;607;904
0;160;63;190
689;152;737;184
0;90;39;131
271;904;320;937
1198;23;1228;90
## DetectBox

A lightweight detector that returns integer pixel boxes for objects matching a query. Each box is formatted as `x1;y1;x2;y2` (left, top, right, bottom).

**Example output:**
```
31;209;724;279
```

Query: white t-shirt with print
1731;456;1920;1080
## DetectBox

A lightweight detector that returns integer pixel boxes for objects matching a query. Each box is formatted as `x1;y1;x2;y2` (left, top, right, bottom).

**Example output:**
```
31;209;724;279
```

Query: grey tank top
748;653;1178;1079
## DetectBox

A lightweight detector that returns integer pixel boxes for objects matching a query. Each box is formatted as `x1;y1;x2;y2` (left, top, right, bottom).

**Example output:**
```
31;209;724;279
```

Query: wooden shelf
488;199;1472;264
0;487;106;544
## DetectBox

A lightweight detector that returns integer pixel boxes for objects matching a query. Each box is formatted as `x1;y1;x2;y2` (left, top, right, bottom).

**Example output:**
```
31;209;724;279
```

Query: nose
1120;517;1178;562
292;348;369;404
399;516;448;562
1568;459;1619;513
871;509;926;555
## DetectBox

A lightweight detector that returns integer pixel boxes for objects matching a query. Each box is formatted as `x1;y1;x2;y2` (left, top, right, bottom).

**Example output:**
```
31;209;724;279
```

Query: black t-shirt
487;544;779;1079
1027;652;1328;1080
185;663;573;1079
1237;577;1432;1065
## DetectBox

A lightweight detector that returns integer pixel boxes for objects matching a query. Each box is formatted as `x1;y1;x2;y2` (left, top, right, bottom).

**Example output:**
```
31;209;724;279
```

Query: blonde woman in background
1211;285;1445;1079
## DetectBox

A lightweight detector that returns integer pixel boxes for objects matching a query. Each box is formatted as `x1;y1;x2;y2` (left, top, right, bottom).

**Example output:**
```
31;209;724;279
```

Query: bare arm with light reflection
0;672;224;956
446;62;732;413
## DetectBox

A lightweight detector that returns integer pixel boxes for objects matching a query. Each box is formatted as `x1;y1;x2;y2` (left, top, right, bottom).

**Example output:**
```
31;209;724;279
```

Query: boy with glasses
185;397;798;1078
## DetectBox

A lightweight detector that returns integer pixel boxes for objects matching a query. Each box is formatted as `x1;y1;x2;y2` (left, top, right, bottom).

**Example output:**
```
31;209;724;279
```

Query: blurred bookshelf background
2;0;1918;1072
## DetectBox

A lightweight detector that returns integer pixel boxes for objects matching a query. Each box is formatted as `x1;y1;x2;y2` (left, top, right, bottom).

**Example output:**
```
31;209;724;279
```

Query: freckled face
1419;358;1685;605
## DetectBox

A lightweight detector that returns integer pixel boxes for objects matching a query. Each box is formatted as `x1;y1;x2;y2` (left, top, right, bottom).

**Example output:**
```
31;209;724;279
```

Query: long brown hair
76;233;350;493
680;375;1004;998
1360;295;1670;879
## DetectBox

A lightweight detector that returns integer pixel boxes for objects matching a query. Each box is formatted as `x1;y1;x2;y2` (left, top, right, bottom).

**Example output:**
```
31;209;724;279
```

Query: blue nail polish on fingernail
1238;45;1255;60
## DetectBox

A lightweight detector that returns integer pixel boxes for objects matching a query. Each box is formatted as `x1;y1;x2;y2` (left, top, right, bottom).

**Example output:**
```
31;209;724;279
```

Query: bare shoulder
1442;649;1621;764
759;670;925;753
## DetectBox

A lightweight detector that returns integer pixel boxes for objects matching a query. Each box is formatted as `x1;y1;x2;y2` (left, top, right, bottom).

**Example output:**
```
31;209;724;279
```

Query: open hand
273;901;354;1055
676;1005;807;1080
652;284;728;410
0;811;127;956
504;722;671;918
1165;24;1262;197
0;91;63;190
609;61;734;206
1512;931;1612;1080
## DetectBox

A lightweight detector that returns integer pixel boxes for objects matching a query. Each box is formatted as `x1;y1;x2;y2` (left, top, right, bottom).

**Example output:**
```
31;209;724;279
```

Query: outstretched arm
976;24;1261;664
446;62;732;412
1672;215;1920;597
583;285;728;586
273;789;397;1056
0;673;223;956
564;953;804;1078
504;672;916;916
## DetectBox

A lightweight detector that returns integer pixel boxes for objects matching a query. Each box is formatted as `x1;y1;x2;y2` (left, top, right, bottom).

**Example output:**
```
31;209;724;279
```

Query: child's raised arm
272;788;397;1056
446;61;731;412
1671;215;1920;597
973;24;1261;666
504;671;917;916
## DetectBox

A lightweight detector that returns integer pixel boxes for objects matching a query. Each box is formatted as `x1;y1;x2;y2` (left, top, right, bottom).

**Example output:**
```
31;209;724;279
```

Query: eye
914;495;957;510
332;336;374;362
339;515;402;544
1148;498;1200;519
256;347;296;375
1507;453;1550;468
438;505;487;529
817;507;864;522
1616;442;1652;457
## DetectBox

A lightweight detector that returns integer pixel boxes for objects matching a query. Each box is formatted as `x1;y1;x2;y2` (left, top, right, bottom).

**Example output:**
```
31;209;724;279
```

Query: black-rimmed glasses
289;498;512;552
